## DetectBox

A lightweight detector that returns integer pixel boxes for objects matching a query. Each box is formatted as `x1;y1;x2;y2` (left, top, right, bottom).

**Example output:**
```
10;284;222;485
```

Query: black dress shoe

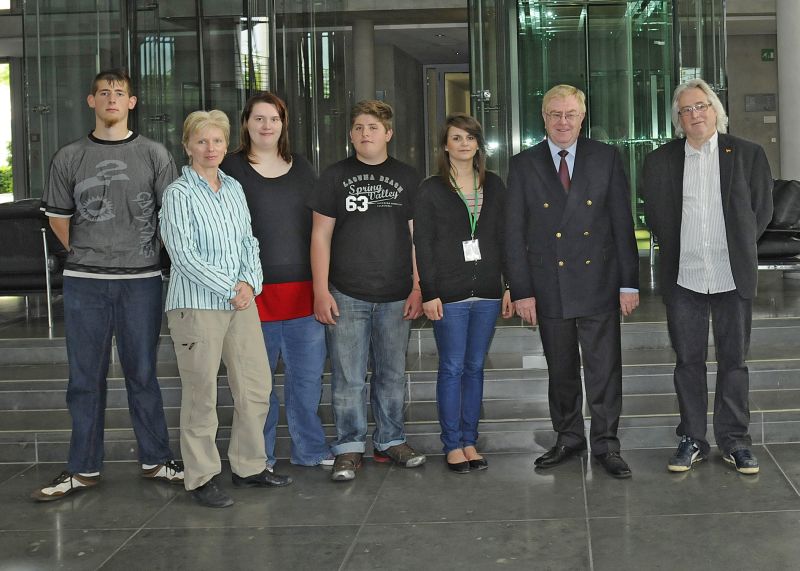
232;468;293;488
468;458;488;471
190;477;234;508
446;459;471;474
594;452;632;479
534;444;586;469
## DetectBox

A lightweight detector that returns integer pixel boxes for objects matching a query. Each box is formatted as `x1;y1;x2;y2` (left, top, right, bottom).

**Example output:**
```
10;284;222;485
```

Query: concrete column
777;0;800;180
353;19;375;102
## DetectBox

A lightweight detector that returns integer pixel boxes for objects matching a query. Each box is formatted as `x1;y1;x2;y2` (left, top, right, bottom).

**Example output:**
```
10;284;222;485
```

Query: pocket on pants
167;310;209;377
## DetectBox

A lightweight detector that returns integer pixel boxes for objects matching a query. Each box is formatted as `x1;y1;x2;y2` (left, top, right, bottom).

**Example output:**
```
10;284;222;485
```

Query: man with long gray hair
642;78;773;474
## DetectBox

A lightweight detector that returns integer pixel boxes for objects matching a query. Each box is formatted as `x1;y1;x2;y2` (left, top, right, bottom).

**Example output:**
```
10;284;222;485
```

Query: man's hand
230;281;255;311
403;288;423;320
423;298;443;321
501;290;515;319
620;292;639;316
314;290;339;325
514;297;537;325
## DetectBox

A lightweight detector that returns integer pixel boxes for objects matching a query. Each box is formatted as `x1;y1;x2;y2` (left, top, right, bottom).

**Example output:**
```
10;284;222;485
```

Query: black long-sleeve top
414;172;507;303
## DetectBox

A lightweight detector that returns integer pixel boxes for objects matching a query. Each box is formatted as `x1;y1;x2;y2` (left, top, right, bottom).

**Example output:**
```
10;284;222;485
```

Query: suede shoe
232;468;292;488
724;449;759;475
31;471;100;502
667;436;706;472
373;443;427;468
190;477;234;508
332;452;363;481
594;452;632;479
534;444;586;469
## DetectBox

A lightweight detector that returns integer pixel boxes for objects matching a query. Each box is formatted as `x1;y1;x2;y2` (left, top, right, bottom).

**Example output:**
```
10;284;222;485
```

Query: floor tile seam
356;516;589;527
586;508;800;521
336;462;395;571
580;457;595;571
0;462;33;484
95;491;181;569
763;444;800;499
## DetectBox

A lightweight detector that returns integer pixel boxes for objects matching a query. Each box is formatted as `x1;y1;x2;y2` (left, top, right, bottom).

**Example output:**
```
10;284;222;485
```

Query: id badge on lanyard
462;239;481;261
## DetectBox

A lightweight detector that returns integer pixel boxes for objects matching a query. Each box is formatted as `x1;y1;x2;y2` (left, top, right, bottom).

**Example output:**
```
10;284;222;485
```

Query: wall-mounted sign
761;48;775;62
745;94;777;112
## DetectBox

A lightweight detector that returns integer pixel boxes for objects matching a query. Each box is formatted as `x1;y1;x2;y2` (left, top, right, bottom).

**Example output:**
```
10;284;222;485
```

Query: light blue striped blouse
160;165;262;311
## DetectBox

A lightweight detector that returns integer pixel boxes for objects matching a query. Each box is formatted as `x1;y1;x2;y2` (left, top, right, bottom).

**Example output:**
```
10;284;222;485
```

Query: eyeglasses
544;111;583;122
678;102;711;116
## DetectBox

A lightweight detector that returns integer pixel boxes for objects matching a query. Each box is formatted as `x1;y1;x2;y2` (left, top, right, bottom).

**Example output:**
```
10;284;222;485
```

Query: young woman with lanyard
414;113;514;473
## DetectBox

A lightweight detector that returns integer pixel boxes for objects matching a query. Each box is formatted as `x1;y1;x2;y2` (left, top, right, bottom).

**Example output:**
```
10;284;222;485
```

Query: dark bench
758;180;800;271
0;198;67;329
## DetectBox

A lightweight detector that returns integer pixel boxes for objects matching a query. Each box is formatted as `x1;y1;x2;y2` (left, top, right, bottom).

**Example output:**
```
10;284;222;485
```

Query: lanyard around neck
450;171;480;237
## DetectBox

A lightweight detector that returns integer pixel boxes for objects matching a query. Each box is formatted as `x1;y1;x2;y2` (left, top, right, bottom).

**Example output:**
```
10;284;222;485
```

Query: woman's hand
230;281;255;311
423;298;443;321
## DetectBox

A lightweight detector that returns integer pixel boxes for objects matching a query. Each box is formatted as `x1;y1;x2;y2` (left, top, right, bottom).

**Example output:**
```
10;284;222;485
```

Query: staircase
3;311;800;464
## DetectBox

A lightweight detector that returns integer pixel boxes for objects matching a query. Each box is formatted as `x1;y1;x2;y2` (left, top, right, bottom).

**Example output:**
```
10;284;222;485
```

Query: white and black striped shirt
677;131;736;294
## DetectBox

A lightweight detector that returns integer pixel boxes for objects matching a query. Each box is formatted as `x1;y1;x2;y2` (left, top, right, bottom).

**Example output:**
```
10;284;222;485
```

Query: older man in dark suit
642;78;773;475
505;84;640;478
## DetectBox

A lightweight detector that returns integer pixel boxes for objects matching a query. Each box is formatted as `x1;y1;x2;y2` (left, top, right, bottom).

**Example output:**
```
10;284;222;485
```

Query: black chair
758;180;800;271
0;198;67;329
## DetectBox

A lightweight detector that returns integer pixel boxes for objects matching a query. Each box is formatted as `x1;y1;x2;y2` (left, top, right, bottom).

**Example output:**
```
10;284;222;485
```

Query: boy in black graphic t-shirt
309;100;426;481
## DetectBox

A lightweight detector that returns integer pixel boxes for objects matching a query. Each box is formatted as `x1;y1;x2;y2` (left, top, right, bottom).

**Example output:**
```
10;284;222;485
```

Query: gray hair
671;78;728;137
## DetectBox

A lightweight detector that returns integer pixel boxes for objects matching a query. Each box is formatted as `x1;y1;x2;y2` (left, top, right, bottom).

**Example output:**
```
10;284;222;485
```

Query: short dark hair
437;113;487;191
350;100;393;131
90;68;134;96
236;92;292;163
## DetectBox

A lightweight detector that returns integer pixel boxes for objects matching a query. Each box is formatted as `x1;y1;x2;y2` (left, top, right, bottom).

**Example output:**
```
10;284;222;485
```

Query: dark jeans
538;309;622;455
63;276;173;473
666;285;752;455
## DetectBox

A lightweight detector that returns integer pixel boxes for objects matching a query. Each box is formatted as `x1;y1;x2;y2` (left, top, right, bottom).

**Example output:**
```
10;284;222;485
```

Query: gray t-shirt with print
42;133;177;276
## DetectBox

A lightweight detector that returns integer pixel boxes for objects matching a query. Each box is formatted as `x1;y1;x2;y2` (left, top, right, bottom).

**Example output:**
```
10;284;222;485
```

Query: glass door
469;0;512;178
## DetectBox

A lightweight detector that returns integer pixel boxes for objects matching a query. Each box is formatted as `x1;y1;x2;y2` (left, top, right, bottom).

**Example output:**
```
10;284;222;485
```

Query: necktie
558;149;570;192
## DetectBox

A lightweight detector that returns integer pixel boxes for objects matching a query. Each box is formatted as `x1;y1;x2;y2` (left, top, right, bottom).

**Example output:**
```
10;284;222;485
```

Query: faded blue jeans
327;289;411;455
261;314;331;466
432;299;500;453
63;275;174;473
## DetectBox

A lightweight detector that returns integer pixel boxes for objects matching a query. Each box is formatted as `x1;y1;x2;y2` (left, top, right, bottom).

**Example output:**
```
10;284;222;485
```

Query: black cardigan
414;172;507;303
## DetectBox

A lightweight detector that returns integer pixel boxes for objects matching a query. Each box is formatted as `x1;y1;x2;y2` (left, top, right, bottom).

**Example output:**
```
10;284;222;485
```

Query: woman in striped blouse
159;110;291;508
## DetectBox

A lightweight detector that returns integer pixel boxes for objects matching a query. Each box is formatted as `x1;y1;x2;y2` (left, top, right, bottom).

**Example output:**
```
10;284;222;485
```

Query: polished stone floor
3;447;800;570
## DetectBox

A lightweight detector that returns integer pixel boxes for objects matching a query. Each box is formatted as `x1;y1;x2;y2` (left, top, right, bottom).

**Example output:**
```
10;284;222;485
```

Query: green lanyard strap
451;171;480;238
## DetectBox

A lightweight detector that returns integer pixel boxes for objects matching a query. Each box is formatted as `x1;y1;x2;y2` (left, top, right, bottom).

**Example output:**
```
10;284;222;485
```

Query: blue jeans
327;289;411;455
261;314;331;466
432;299;500;453
63;276;173;473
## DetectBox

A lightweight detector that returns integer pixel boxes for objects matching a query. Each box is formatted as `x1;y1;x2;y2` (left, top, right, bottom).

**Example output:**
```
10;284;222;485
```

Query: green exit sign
762;49;775;61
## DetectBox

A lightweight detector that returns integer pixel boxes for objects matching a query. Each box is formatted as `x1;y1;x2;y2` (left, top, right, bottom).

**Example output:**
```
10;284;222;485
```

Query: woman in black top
414;113;514;473
220;93;332;469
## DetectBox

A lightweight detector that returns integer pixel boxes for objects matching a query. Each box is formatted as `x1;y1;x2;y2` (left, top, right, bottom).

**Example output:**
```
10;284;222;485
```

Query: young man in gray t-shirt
32;69;184;501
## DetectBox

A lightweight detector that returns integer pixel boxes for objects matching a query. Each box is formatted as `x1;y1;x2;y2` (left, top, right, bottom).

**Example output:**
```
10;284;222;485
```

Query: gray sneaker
331;452;363;482
667;436;706;472
373;443;427;468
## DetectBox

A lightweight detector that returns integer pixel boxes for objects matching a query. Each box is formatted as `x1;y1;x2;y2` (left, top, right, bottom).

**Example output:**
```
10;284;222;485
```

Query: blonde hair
542;84;587;114
671;78;728;137
182;110;231;148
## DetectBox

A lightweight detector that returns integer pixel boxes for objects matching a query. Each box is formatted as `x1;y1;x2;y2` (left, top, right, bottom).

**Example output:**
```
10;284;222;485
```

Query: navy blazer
642;133;773;302
505;137;639;319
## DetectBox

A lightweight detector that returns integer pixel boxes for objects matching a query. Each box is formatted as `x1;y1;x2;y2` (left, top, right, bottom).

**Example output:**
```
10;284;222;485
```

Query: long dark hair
236;91;291;163
437;113;487;192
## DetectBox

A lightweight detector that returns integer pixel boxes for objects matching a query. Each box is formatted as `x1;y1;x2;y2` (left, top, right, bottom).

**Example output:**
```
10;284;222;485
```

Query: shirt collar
685;130;718;157
547;137;578;159
181;164;230;192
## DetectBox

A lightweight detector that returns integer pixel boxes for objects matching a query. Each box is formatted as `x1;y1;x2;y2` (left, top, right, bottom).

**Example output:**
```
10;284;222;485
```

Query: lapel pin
725;148;732;153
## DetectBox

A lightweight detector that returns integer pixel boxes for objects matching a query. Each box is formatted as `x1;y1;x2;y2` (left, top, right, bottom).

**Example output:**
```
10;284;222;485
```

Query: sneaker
318;455;335;468
142;460;184;484
232;468;292;488
667;436;707;472
724;448;760;475
373;443;426;468
190;477;234;508
31;471;100;502
331;452;362;482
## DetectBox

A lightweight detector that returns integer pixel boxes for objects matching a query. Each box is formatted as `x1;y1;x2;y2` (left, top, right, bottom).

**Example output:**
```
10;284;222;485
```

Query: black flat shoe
468;458;488;470
534;444;587;469
232;468;293;488
594;452;632;479
446;460;471;474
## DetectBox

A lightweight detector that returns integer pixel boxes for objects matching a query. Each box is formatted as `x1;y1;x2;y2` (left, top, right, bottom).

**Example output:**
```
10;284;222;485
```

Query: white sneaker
142;460;184;484
31;471;100;502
